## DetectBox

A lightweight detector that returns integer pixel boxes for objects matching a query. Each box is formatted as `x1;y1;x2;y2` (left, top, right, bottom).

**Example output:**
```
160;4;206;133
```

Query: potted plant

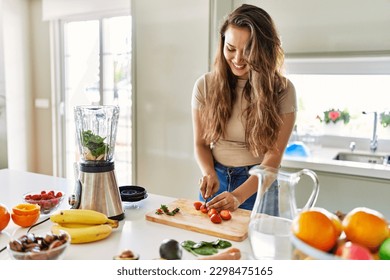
317;108;350;125
380;111;390;128
316;108;350;135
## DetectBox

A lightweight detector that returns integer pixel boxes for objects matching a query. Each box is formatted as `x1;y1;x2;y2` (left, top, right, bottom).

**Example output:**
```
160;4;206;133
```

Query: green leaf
81;130;109;158
214;239;232;249
193;246;218;255
180;240;198;256
180;239;232;256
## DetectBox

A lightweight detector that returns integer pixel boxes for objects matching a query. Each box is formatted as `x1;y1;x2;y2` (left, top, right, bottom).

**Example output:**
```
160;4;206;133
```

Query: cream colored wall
233;0;390;54
2;0;52;175
132;0;210;199
3;0;35;171
0;0;8;169
29;0;52;175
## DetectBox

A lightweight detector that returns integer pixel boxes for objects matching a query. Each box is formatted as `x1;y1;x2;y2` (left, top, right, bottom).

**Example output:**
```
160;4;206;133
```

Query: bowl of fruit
23;190;65;215
291;207;390;260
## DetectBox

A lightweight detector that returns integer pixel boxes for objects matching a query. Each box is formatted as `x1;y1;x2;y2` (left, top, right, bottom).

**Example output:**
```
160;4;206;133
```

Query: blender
69;105;124;220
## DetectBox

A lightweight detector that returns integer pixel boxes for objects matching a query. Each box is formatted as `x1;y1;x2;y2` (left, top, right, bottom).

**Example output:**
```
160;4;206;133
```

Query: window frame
49;11;132;178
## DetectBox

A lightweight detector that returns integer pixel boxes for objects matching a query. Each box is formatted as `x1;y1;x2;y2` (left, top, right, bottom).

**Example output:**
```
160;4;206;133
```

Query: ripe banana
50;209;118;228
52;224;113;244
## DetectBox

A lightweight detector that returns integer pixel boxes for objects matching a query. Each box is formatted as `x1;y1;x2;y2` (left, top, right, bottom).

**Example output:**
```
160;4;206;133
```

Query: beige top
192;73;297;167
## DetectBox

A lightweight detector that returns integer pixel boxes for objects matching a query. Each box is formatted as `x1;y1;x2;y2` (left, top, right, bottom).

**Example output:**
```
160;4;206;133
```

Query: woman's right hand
199;173;219;200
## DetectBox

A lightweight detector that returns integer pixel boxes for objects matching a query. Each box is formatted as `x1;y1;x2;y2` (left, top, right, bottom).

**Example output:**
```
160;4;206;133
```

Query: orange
312;207;343;238
11;213;40;228
292;208;338;252
342;207;389;250
0;203;11;231
12;203;40;216
11;203;40;228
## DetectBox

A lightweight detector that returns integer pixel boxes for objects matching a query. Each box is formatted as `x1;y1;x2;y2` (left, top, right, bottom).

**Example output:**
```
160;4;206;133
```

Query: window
60;15;132;185
285;56;390;141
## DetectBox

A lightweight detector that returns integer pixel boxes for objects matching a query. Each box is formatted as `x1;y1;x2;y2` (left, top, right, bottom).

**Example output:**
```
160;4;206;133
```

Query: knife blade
203;196;209;208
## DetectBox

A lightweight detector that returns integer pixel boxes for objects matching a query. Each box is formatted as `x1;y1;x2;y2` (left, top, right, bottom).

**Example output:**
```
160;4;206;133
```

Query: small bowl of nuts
23;190;65;215
7;230;70;260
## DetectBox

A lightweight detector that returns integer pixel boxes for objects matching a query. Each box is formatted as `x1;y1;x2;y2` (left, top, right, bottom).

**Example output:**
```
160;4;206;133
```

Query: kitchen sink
334;152;390;165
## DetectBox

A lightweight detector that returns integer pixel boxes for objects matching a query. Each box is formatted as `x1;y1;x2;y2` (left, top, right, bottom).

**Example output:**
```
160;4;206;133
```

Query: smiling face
223;25;251;79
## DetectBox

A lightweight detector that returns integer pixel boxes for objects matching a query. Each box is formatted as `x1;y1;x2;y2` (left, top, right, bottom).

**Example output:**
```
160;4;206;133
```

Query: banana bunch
50;209;119;244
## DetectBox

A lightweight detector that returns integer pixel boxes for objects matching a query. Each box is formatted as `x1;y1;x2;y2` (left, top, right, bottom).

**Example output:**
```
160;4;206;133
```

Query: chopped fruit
207;208;218;218
210;213;222;224
220;210;232;221
193;201;203;211
11;203;40;228
200;204;208;214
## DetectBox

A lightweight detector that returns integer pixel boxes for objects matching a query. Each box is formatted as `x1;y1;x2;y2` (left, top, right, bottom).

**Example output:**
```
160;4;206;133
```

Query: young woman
191;4;297;211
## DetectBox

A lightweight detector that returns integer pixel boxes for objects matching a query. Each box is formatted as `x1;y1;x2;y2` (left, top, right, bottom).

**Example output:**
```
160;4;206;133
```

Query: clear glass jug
248;165;319;260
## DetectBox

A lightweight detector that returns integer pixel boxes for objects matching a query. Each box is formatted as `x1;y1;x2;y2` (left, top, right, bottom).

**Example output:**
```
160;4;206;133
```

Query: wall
132;0;210;199
2;0;35;171
233;0;390;54
29;0;52;175
1;0;52;174
0;0;8;169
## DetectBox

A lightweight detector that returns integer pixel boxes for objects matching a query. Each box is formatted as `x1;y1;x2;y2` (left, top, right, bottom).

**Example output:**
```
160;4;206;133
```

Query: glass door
61;15;132;185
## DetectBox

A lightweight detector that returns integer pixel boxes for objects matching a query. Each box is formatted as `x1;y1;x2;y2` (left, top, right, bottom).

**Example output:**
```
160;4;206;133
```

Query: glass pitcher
248;165;319;260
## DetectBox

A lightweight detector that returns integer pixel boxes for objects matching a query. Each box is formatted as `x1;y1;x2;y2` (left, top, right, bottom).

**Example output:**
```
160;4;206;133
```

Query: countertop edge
281;147;390;180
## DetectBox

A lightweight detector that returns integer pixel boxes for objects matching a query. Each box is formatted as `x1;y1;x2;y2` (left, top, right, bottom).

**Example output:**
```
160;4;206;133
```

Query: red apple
335;241;373;260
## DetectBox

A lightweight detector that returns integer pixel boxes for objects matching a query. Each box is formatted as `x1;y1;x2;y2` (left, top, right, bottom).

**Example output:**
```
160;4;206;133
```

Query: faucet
362;111;378;152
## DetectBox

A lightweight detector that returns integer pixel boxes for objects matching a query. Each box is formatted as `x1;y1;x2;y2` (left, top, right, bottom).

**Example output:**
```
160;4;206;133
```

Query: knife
203;196;209;208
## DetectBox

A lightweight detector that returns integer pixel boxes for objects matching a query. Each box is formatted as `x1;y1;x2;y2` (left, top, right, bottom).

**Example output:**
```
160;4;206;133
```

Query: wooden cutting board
145;198;251;241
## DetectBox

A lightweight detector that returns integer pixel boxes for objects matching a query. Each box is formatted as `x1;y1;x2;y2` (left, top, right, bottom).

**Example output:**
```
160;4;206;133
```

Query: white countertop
0;169;252;260
282;146;390;180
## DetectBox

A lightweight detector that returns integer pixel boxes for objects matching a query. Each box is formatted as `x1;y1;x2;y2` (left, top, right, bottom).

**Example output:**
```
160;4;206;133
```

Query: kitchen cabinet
283;167;390;219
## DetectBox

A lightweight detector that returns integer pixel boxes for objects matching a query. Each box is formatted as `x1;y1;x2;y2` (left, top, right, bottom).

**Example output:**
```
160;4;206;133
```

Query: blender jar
74;105;120;164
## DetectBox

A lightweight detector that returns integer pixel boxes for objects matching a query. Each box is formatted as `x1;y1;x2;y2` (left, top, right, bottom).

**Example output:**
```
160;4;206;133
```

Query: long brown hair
200;4;287;156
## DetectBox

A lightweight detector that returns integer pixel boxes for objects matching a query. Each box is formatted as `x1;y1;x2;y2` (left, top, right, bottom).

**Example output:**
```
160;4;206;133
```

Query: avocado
159;239;182;260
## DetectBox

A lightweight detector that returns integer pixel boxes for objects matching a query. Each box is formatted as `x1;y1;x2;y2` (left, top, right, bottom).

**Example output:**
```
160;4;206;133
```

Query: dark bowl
119;185;148;202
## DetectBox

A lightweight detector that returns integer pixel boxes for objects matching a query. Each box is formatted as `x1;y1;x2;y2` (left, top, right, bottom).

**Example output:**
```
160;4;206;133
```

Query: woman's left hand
206;191;240;212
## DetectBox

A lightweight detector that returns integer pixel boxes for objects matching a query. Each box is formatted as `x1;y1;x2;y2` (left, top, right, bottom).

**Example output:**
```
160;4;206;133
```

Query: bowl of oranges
291;207;390;260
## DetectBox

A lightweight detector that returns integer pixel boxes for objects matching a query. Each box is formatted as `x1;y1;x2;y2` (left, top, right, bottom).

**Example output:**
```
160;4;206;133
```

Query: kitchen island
0;169;253;260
